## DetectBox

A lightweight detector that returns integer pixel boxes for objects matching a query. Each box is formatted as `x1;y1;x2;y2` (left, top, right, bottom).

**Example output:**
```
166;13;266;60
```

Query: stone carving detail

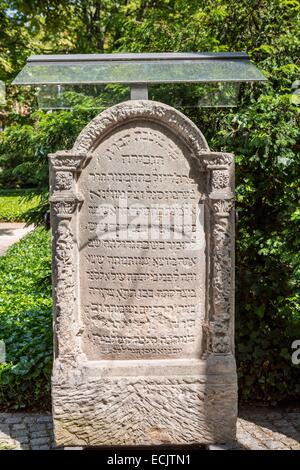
55;171;73;191
202;153;234;168
73;100;209;156
53;219;76;359
49;153;86;368
48;100;236;446
202;150;234;355
212;199;234;215
51;200;78;216
211;170;230;190
206;197;234;354
79;119;205;360
53;376;237;446
50;153;86;170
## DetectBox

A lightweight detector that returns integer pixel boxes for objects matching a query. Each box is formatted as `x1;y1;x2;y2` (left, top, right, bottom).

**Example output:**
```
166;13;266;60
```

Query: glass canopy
36;82;241;109
12;52;266;85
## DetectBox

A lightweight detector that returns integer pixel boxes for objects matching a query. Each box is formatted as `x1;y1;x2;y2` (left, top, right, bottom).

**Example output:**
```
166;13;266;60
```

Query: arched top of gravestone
72;100;210;156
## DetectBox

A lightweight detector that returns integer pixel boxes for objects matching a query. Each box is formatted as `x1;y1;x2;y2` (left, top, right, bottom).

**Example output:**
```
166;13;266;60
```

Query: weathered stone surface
1;407;299;450
49;100;237;446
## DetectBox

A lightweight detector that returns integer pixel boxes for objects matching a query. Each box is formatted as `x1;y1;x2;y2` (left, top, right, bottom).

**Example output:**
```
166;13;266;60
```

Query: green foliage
0;227;52;411
0;88;129;190
0;106;95;188
0;0;299;405
210;94;300;403
0;189;42;222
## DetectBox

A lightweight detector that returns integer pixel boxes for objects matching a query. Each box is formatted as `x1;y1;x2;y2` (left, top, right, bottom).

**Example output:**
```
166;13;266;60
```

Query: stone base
52;354;237;447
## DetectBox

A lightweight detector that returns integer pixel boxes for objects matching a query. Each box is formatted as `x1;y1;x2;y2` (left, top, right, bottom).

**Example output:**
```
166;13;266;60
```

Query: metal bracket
130;84;148;100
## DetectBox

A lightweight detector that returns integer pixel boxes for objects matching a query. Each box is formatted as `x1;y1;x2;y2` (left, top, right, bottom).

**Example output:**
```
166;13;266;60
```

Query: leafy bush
0;0;298;406
210;93;300;403
0;189;43;222
0;89;127;190
0;228;52;411
0;107;95;190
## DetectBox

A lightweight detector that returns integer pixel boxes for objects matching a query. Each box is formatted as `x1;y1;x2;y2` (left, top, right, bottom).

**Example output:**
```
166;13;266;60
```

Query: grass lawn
0;189;43;222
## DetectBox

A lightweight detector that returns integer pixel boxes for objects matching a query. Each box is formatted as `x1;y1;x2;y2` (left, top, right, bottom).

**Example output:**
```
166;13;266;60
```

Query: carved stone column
202;153;235;355
48;152;87;373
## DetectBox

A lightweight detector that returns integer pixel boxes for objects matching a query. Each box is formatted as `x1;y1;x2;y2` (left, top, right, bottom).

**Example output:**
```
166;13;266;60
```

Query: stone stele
49;100;237;447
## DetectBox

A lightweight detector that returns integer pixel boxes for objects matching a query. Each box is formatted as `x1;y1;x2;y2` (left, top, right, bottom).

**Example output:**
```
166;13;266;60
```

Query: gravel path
0;407;299;450
0;223;34;256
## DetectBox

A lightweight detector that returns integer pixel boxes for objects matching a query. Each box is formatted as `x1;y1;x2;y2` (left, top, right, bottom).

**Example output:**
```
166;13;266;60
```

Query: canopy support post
130;84;148;100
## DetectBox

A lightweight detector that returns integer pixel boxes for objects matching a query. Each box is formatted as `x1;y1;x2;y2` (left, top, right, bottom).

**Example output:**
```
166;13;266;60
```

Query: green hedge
208;94;300;403
0;0;299;408
0;228;52;411
0;189;43;222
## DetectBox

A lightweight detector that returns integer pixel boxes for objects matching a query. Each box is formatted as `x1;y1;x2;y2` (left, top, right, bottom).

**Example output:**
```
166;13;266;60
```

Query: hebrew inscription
78;122;206;359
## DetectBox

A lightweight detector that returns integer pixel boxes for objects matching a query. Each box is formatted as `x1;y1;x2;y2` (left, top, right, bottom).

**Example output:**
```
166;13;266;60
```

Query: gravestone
49;100;237;447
